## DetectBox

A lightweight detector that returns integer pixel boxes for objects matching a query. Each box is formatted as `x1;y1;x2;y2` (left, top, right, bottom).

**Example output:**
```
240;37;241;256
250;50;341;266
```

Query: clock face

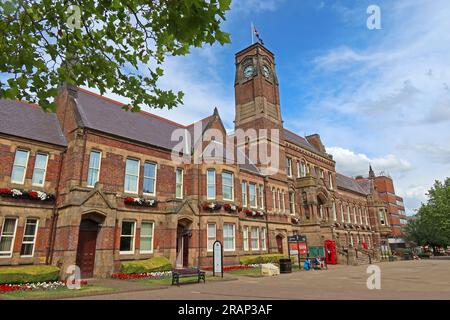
262;65;271;78
243;65;254;78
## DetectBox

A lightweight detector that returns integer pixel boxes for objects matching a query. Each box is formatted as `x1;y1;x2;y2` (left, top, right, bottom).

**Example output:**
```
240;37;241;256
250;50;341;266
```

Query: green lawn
226;267;263;277
0;285;117;300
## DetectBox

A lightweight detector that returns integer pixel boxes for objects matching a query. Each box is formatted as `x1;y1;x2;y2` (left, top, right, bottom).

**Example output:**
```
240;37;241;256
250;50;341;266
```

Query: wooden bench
171;268;206;286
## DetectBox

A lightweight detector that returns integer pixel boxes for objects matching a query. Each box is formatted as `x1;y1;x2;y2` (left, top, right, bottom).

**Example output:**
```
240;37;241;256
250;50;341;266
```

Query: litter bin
279;259;292;273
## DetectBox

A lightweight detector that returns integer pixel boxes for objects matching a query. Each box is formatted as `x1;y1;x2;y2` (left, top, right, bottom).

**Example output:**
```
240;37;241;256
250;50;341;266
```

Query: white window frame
347;205;351;223
259;185;264;209
359;208;363;224
143;161;157;196
341;204;345;222
207;223;216;252
289;192;295;215
20;218;39;257
206;169;216;200
272;188;277;212
139;221;154;254
120;220;136;254
353;207;357;224
249;183;257;208
329;172;333;190
11;149;29;184
222;172;234;201
243;226;249;251
124;158;140;194
261;227;267;251
31;153;49;187
175;168;183;199
296;161;301;178
223;223;235;252
277;189;281;213
332;202;337;221
87;150;101;188
251;226;259;251
0;218;18;258
241;181;247;207
282;191;286;213
364;208;369;225
286;157;292;177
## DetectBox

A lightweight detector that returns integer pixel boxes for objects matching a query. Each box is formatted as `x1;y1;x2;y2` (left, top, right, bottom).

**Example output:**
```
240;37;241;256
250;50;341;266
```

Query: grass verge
0;285;117;300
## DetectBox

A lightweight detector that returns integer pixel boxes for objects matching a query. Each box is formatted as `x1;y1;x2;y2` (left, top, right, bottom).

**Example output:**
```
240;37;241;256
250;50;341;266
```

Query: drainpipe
46;149;66;265
263;177;270;253
197;162;201;269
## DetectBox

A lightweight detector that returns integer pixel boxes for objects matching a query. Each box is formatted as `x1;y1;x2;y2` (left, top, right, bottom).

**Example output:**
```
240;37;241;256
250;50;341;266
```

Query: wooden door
182;234;189;267
276;235;283;254
76;229;98;278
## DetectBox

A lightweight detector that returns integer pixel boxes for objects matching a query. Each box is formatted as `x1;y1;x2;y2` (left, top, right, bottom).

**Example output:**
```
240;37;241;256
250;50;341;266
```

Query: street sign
288;235;307;243
213;240;223;277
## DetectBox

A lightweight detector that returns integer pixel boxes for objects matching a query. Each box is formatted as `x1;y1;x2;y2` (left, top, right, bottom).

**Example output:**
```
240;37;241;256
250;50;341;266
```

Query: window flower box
223;203;242;213
124;197;158;207
245;209;264;217
0;188;55;202
202;202;222;212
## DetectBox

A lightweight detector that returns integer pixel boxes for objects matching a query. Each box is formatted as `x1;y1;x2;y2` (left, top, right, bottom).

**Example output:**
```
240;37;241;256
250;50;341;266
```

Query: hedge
121;256;172;274
240;254;289;266
0;265;60;284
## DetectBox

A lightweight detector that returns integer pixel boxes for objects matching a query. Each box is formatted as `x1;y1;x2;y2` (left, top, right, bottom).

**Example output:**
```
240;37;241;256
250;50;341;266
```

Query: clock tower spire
234;43;283;132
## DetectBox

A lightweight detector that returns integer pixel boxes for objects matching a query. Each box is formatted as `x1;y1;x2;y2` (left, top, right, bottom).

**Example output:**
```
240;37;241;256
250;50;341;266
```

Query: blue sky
99;0;450;215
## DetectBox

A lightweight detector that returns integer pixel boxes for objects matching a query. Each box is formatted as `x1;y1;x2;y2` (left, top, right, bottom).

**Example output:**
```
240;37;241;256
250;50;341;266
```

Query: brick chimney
305;134;326;153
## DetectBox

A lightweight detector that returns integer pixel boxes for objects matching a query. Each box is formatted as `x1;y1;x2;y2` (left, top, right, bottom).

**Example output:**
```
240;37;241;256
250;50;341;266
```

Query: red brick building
0;44;395;278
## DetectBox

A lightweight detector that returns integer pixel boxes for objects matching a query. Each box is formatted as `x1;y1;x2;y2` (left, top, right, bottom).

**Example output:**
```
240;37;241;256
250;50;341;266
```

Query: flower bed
0;280;88;293
0;188;54;202
202;265;256;272
124;197;157;207
112;271;172;280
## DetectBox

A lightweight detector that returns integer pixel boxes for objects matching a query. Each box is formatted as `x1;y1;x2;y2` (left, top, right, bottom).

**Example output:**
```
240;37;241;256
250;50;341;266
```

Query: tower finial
369;164;375;178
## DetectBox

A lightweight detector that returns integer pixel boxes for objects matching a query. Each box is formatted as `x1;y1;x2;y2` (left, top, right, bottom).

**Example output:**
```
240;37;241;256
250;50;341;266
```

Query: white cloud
326;146;412;177
285;0;450;215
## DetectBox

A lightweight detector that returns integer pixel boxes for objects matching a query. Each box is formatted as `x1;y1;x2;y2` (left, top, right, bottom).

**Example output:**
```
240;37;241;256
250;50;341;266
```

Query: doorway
176;223;191;268
76;219;99;278
276;235;284;254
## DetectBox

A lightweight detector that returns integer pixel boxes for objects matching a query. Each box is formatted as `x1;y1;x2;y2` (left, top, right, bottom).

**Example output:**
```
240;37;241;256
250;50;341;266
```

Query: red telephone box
324;240;337;265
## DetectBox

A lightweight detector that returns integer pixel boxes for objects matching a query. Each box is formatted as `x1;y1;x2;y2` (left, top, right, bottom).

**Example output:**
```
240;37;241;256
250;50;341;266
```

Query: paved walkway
66;260;450;300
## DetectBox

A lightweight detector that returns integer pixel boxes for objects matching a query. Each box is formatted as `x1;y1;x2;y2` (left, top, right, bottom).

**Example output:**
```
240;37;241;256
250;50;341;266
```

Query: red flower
0;188;12;195
245;209;253;215
124;197;134;204
28;191;38;199
223;203;231;210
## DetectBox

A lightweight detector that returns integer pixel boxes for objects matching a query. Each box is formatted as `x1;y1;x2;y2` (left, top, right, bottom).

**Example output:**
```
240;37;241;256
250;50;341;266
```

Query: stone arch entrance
76;218;100;278
176;218;193;268
317;190;329;221
276;234;284;254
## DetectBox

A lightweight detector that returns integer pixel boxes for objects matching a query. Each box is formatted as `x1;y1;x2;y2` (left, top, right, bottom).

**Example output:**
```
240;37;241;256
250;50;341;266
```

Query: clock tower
234;43;286;178
234;43;283;132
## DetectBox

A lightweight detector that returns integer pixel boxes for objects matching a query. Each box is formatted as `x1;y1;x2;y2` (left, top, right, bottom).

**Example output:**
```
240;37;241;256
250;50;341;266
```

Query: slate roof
356;178;373;194
336;173;368;195
0;99;67;146
283;128;324;155
75;89;214;151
